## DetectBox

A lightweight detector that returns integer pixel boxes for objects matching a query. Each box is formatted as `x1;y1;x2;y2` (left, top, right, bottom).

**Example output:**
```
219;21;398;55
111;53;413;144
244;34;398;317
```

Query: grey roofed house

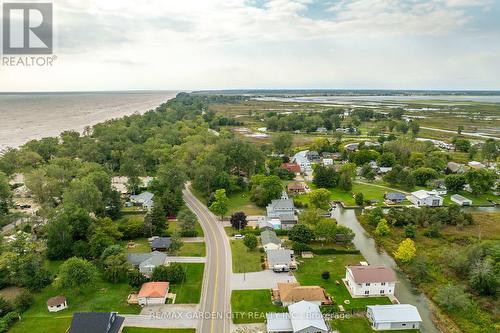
451;194;472;206
384;192;406;203
447;161;466;173
267;249;294;268
305;150;320;161
266;301;327;333
261;230;281;246
367;304;422;331
278;213;298;229
127;251;167;275
266;197;295;218
129;191;154;210
150;237;172;251
68;312;124;333
344;142;359;152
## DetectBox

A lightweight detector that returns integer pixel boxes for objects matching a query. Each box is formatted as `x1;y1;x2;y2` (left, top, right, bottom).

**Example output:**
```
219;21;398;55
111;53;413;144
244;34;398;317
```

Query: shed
47;295;67;312
451;194;472;206
367;304;422;331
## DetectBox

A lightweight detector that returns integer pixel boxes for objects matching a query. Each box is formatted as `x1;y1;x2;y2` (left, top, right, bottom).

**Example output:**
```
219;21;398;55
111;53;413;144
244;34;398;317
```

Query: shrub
152;263;186;284
0;311;19;333
128;269;148;288
375;219;391;236
312;248;360;255
180;230;198;237
13;290;33;313
393;238;416;263
321;271;330;280
292;242;312;252
434;284;470;312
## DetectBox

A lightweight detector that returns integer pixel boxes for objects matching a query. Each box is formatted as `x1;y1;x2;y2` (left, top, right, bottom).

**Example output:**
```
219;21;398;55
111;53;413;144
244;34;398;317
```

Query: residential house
322;158;333;166
68;312;124;333
278;214;298;230
378;167;392;174
336;127;357;134
267;197;295;218
344;143;359;152
150;237;172;252
305;151;320;162
446;161;466;174
129;191;154;210
138;281;169;306
281;163;301;175
316;127;328;134
344;265;396;297
468;161;485;169
266;300;328;333
261;230;282;252
259;217;282;230
331;152;343;160
451;194;472;206
272;282;331;306
127;251;168;276
364;141;381;148
367;304;422;331
407;190;443;207
267;249;296;271
292;151;312;173
384;192;406;205
287;182;306;195
47;295;67;313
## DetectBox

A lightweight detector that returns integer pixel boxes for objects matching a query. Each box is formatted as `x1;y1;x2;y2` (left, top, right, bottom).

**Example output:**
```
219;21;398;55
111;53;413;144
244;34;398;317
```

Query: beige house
272;282;331;307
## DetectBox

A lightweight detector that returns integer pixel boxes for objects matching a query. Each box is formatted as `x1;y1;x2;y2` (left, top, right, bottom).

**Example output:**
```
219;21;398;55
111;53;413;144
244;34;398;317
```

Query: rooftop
347;265;396;283
138;281;169;298
68;312;124;333
277;282;329;303
261;230;281;246
47;295;66;307
368;304;422;323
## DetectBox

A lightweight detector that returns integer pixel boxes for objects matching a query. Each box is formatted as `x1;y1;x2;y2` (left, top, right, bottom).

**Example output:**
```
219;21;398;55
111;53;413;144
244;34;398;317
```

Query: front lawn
227;190;265;215
294;254;392;310
230;239;263;273
231;289;287;324
169;263;204;304
442;190;498;205
178;242;206;257
331;317;419;333
168;220;205;237
10;274;140;333
123;328;196;333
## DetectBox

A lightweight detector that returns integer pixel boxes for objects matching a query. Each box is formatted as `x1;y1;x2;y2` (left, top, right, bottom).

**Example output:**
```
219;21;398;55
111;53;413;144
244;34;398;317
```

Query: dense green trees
466;169;496;195
313;166;338;188
209;189;229;219
309;189;331;210
56;257;98;290
249;175;282;207
230;211;247;230
0;172;11;216
445;174;466;192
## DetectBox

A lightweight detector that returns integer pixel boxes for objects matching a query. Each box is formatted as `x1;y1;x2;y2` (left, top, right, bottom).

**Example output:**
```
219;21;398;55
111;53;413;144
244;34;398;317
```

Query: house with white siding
367;304;422;330
344;265;396;297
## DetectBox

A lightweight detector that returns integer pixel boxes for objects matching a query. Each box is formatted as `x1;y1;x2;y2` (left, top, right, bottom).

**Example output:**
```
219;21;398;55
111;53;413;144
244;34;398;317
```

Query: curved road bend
183;186;232;333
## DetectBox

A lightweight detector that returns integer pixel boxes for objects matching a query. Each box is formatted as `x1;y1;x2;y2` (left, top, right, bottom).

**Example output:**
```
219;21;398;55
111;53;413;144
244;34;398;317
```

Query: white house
47;295;68;312
138;282;169;306
261;230;282;252
322;158;333;166
451;194;472;206
130;191;154;210
344;265;396;297
266;301;328;333
367;304;422;331
266;197;295;218
407;190;443;207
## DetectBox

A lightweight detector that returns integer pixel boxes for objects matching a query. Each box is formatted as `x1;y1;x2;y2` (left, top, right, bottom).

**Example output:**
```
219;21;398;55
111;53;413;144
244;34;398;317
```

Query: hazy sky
2;0;500;91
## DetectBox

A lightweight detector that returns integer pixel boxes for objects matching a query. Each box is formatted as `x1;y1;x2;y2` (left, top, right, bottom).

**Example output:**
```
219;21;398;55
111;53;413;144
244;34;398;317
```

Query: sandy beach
0;91;178;151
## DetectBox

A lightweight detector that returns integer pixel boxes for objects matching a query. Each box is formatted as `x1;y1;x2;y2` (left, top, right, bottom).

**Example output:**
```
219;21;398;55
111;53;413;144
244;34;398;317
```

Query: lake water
0;91;177;151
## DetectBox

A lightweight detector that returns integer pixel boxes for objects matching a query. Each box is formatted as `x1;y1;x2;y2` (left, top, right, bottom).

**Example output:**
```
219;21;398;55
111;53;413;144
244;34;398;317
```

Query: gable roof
69;312;124;333
267;198;294;213
368;304;422;323
281;163;301;173
138;282;169;298
150;237;171;249
411;189;440;199
451;194;472;203
130;191;154;209
261;230;281;246
267;249;293;266
385;192;406;200
289;301;328;332
47;295;66;307
277;283;328;303
266;312;293;332
287;182;306;191
127;253;153;266
347;265;396;283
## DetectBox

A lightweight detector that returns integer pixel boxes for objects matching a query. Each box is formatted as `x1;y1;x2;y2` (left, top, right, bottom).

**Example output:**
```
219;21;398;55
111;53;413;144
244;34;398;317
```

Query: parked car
234;234;244;239
273;265;290;273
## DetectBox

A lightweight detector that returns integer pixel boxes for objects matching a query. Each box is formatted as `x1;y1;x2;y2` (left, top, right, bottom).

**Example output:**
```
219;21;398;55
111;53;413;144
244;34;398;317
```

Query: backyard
230;289;287;324
294;254;392;310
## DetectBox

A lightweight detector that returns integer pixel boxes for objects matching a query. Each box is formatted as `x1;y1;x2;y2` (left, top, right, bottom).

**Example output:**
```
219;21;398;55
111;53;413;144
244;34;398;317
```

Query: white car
234;234;244;239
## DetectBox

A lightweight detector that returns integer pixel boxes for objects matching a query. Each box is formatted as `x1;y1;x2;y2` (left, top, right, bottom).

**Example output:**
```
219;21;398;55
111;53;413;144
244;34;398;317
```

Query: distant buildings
281;162;301;175
345;265;396;297
305;151;320;162
344;142;359;152
408;190;443;207
447;161;466;174
367;304;422;331
316;127;328;134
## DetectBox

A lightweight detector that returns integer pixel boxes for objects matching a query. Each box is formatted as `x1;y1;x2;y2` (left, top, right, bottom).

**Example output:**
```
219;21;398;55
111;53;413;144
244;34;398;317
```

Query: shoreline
0;91;178;152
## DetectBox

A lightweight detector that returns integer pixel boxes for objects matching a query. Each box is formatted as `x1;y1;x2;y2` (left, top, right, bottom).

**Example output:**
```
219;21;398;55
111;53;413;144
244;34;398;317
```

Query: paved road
183;186;232;333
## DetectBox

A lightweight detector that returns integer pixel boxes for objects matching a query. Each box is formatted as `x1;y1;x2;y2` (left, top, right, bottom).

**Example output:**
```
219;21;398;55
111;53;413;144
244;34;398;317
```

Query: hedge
311;248;360;255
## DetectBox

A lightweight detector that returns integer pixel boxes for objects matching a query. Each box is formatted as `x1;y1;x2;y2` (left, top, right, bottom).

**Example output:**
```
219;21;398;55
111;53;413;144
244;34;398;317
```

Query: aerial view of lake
0;91;177;151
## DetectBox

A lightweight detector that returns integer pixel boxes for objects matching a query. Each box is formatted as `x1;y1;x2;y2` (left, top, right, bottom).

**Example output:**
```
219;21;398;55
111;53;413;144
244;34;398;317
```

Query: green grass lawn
168;220;205;237
294;254;392;310
230;239;263;273
227;190;265;215
169;263;204;304
178;242;206;257
122;238;151;253
231;290;287;324
10;274;140;333
443;190;498;205
123;328;196;333
331;317;419;333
